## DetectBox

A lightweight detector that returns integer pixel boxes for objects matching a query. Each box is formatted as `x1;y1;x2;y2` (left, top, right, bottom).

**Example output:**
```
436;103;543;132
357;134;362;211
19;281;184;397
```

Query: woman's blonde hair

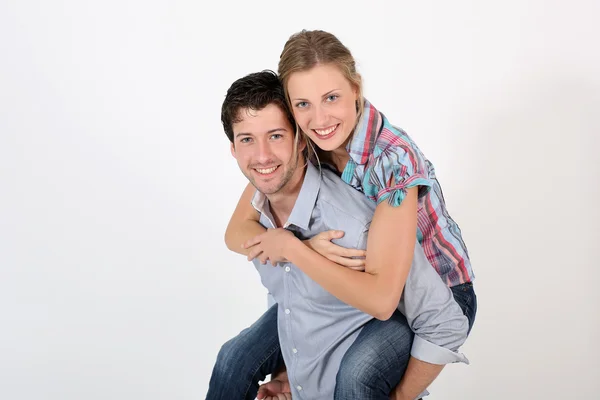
278;30;365;168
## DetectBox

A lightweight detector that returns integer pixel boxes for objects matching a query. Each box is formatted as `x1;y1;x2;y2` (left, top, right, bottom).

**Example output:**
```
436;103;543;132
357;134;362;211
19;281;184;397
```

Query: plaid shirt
341;100;474;286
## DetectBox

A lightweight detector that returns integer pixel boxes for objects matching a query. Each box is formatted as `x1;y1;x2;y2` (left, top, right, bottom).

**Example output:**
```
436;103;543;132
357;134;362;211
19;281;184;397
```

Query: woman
226;30;477;400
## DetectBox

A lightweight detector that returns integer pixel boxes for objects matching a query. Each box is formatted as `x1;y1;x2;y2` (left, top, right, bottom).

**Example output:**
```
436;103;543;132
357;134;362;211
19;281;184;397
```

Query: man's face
231;104;303;195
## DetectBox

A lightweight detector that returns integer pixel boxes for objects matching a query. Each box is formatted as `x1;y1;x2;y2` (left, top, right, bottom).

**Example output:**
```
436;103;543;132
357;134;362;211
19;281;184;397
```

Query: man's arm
391;359;442;400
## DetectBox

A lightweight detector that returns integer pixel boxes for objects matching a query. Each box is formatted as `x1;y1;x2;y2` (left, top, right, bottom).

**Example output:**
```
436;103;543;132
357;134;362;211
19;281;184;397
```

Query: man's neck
265;168;305;228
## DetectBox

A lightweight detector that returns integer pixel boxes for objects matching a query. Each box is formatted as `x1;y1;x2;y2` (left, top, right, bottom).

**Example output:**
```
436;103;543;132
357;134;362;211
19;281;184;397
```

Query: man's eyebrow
234;128;286;138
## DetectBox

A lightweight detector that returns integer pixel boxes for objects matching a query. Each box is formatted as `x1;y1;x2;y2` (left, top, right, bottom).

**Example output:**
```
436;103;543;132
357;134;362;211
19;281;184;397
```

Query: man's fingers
257;380;291;400
256;387;266;399
257;382;276;399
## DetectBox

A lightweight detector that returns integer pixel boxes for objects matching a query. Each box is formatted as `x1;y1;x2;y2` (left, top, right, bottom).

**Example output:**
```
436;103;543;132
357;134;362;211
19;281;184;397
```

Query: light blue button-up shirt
253;162;468;399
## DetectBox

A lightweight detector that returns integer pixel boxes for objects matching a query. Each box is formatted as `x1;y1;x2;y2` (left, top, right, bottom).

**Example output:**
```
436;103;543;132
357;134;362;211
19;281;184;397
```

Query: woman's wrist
284;235;304;262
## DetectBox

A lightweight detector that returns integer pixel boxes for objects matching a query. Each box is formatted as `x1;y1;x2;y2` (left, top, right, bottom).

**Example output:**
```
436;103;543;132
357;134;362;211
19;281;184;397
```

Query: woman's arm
224;182;266;256
226;183;367;267
283;187;419;320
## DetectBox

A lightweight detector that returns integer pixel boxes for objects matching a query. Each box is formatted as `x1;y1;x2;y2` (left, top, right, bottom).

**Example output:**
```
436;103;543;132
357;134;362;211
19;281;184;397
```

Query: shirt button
292;348;297;354
285;309;290;314
285;266;291;272
297;385;302;391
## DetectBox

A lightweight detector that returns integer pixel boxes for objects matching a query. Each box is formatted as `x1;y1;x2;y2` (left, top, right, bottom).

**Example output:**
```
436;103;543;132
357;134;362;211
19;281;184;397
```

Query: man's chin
257;187;280;196
250;181;281;196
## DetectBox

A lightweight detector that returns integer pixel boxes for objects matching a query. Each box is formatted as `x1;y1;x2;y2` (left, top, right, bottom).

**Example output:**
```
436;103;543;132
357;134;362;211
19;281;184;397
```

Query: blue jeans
451;282;477;334
335;282;477;399
334;309;414;399
206;306;283;400
206;283;477;400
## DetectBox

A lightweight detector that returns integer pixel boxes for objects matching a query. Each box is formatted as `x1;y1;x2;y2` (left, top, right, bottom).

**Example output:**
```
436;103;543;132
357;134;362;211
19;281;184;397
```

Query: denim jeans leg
450;282;478;334
334;310;414;400
334;283;477;400
206;305;283;400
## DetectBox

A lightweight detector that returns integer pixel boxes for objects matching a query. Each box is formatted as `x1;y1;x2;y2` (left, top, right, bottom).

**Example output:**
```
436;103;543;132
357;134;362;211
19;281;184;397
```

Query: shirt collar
251;161;321;231
346;99;383;165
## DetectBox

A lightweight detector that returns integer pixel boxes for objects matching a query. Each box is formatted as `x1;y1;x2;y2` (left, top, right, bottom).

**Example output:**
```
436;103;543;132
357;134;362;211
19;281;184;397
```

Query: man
207;71;469;400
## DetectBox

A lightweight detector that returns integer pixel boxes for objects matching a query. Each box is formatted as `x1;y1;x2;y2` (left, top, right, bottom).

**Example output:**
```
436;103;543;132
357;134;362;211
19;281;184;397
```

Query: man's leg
334;310;414;400
206;305;284;400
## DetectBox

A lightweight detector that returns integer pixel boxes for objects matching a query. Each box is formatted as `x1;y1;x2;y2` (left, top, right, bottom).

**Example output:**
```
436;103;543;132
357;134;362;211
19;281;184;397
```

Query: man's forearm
392;357;444;400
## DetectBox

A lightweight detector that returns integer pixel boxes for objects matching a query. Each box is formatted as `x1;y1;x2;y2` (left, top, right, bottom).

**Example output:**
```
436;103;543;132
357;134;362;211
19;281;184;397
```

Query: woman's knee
336;314;414;392
338;347;382;384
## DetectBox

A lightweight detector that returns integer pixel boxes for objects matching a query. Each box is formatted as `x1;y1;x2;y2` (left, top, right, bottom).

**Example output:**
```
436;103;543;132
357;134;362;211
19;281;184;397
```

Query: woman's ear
354;73;362;99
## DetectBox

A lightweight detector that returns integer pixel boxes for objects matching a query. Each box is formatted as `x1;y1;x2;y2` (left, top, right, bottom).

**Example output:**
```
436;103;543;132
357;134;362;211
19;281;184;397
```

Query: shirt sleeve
399;242;470;364
371;141;433;207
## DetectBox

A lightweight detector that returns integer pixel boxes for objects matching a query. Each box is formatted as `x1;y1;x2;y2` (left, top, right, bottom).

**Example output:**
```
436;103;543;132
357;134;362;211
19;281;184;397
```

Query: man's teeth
314;125;337;136
256;166;278;174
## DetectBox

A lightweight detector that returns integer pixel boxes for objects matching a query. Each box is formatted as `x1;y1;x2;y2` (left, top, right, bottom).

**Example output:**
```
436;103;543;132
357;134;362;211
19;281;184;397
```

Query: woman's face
286;64;358;152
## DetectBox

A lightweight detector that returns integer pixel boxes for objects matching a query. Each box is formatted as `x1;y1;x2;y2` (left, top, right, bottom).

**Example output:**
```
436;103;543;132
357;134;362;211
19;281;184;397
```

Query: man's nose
255;139;273;162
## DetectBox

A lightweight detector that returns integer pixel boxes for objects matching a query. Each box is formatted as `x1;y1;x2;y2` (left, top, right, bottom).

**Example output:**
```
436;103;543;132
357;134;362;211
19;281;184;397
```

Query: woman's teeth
314;125;338;136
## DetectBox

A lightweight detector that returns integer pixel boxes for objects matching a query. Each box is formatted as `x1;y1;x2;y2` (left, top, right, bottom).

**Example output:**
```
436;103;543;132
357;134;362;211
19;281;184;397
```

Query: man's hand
389;391;411;400
256;378;292;400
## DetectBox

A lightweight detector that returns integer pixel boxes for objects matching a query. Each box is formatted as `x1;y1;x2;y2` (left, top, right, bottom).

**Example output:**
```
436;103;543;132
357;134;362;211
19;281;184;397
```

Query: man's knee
214;307;279;376
213;335;244;378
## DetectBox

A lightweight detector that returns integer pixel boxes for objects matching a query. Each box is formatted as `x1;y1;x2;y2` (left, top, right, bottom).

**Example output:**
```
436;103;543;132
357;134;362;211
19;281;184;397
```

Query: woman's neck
330;147;350;173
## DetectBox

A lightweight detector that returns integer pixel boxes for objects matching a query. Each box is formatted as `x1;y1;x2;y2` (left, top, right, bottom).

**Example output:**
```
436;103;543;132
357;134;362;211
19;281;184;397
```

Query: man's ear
230;142;236;158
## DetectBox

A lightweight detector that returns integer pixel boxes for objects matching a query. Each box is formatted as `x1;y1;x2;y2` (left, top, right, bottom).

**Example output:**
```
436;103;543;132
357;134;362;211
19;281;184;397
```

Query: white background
1;1;599;399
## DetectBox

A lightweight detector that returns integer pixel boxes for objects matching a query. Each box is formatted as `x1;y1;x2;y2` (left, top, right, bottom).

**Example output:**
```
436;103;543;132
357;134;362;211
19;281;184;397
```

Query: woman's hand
305;230;366;271
243;228;367;270
243;228;297;265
